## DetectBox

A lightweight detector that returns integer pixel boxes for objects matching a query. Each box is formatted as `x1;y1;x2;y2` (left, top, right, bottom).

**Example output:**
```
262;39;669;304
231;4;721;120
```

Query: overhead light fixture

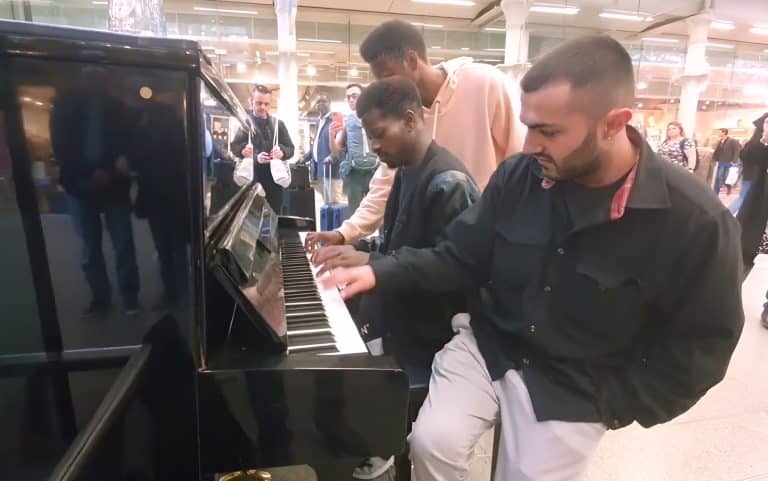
636;81;648;90
349;67;360;77
296;52;310;57
641;36;679;44
707;42;734;49
484;27;506;32
91;1;108;5
298;38;342;44
236;62;246;73
484;48;505;52
193;6;259;15
431;45;443;49
461;47;470;50
637;102;644;108
213;48;227;55
750;26;768;35
412;22;444;28
530;3;580;15
711;20;735;30
411;0;476;6
306;65;317;76
598;10;650;22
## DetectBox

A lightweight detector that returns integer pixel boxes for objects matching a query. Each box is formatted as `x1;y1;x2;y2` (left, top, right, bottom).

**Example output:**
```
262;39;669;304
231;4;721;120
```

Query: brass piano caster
220;469;272;481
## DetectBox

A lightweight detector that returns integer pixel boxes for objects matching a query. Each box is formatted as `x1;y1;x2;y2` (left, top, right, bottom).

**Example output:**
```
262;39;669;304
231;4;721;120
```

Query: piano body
0;20;409;481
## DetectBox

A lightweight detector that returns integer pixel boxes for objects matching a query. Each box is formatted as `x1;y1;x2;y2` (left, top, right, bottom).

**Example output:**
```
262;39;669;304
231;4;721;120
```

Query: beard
539;127;602;182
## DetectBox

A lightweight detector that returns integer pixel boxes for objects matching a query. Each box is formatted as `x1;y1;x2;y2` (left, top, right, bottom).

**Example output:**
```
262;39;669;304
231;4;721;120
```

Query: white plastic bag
270;116;292;188
725;165;740;186
234;131;253;186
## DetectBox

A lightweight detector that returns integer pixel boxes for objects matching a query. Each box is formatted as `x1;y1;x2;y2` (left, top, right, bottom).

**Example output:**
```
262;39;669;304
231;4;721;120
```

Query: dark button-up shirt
371;127;744;429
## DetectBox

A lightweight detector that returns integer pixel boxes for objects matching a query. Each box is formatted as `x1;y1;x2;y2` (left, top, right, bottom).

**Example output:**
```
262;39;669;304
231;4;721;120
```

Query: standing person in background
231;84;295;213
333;83;379;212
713;128;742;196
304;19;519;251
736;113;768;328
657;121;697;172
302;93;345;204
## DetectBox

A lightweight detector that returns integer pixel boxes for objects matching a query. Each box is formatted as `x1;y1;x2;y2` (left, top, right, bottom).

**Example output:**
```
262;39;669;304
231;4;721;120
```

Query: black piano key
287;320;331;331
288;345;339;355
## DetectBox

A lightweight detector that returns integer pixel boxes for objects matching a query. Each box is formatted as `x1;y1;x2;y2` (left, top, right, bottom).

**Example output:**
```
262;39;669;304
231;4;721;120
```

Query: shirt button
521;358;530;366
543;286;552;293
557;247;565;255
529;324;536;333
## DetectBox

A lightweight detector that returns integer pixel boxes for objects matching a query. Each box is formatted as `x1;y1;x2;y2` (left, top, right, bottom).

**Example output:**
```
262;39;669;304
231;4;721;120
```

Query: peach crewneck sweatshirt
337;58;521;243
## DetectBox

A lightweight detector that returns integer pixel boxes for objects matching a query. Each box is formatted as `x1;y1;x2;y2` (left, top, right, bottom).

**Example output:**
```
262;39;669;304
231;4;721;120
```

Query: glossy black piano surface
0;20;408;481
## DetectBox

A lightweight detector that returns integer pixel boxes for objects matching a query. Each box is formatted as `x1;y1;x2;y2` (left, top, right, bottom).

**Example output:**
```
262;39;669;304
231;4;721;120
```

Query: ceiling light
707;42;734;49
213;48;227;55
750;26;768;35
412;22;444;28
431;45;442;49
91;1;107;5
306;65;317;76
637;102;644;108
636;81;648;90
461;47;470;50
193;6;259;15
236;62;246;73
484;27;506;32
711;20;735;30
296;52;310;57
641;36;679;44
411;0;476;6
349;67;360;77
298;38;342;44
599;10;650;22
484;48;505;52
530;4;580;15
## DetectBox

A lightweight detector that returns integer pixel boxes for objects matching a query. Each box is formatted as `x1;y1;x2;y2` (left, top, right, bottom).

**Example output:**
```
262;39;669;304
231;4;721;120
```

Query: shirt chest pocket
492;222;548;289
569;263;646;343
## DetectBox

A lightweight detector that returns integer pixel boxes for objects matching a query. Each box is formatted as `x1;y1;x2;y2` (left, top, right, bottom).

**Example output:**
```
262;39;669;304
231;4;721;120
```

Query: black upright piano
0;20;408;481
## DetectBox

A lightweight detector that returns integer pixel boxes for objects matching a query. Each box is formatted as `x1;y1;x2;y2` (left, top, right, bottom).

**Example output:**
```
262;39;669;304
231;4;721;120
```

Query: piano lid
209;183;287;343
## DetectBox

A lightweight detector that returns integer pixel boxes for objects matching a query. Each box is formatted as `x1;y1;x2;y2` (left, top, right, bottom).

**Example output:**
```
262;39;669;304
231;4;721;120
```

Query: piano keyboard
279;232;368;355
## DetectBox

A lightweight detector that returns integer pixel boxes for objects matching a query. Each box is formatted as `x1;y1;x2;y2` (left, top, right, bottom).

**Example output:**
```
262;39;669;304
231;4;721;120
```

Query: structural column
678;13;711;140
107;0;165;35
500;0;530;67
275;0;299;160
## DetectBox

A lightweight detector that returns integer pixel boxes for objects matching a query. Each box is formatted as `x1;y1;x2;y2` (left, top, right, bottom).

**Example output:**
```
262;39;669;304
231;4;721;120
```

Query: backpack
680;138;700;170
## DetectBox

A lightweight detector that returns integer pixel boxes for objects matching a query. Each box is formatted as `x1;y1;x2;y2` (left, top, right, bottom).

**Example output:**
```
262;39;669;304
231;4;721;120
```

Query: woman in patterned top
658;121;696;171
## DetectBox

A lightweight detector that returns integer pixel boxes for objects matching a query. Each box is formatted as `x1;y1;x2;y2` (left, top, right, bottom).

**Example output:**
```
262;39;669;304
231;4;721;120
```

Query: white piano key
297;232;368;355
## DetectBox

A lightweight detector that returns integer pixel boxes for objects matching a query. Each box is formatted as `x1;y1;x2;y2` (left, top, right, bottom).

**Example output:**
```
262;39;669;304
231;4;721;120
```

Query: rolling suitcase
320;203;348;231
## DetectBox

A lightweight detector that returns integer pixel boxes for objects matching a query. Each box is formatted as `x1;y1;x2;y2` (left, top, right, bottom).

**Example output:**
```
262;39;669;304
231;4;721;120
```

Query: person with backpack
712;128;742;196
658;121;697;172
333;83;380;212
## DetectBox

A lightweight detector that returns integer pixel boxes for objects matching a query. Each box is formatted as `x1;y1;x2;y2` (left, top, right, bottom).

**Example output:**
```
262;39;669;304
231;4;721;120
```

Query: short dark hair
356;76;422;120
346;83;364;92
251;84;272;98
521;35;635;117
720;128;729;135
360;20;428;64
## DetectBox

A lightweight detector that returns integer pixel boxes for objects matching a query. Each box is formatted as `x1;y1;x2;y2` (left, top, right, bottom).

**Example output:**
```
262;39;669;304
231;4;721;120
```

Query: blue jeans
713;161;731;194
729;180;753;214
68;196;140;307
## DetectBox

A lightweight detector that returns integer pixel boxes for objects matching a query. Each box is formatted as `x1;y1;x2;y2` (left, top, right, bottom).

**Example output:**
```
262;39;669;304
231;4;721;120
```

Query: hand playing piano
318;265;376;300
312;245;370;276
304;230;345;253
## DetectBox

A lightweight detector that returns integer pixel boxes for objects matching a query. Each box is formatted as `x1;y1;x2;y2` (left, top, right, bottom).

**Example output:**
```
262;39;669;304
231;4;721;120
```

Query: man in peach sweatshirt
305;20;520;251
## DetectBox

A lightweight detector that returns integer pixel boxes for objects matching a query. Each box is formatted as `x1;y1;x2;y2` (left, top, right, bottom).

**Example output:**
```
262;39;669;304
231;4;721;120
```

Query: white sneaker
352;456;395;480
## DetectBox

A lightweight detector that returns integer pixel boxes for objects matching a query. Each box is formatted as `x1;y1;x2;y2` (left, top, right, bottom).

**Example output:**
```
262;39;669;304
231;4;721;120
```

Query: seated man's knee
409;414;465;464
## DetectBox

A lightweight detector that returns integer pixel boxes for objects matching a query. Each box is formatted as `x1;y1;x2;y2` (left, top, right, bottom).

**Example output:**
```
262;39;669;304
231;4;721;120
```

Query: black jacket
737;112;768;268
371;127;744;429
230;114;294;212
361;142;479;372
712;136;741;164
